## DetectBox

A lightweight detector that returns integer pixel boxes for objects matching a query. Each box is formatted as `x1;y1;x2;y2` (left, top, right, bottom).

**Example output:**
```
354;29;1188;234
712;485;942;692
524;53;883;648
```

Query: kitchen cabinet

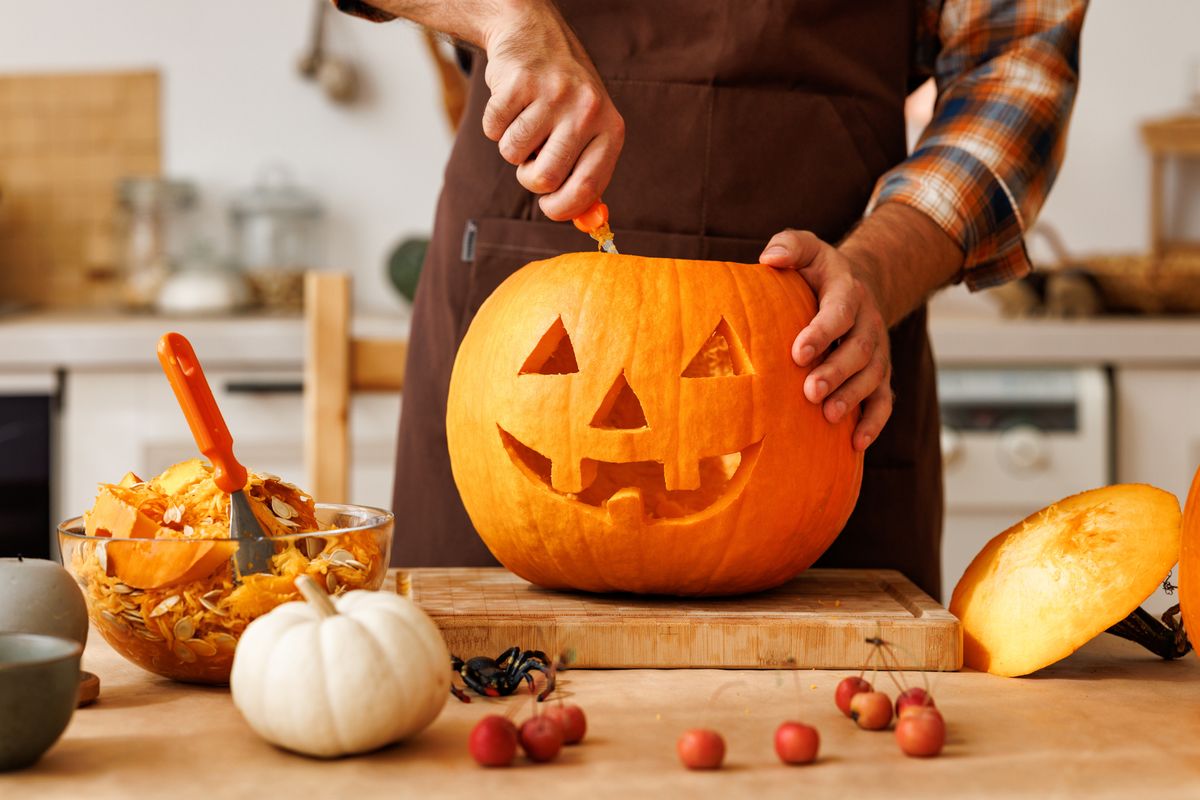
58;368;400;526
1115;367;1200;610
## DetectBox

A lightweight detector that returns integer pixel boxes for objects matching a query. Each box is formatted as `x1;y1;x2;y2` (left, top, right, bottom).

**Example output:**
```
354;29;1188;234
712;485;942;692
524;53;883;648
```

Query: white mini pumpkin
230;575;450;758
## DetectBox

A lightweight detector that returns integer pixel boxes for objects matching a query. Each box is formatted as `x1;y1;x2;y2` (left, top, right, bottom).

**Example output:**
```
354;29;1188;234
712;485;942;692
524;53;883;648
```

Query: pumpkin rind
950;484;1181;677
446;252;864;596
1180;467;1200;651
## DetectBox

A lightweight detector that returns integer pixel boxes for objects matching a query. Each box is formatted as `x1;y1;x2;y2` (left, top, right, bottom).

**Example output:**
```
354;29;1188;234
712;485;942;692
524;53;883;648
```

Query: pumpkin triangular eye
520;316;579;375
591;371;648;429
682;317;753;377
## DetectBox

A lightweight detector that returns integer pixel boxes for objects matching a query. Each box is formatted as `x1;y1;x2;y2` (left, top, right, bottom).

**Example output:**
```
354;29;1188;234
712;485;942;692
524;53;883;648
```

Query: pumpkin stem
1104;605;1191;660
295;574;338;618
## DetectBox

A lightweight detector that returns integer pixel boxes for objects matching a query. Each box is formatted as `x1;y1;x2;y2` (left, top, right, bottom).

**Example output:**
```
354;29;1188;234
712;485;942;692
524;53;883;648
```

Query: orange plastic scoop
157;332;272;577
573;200;618;254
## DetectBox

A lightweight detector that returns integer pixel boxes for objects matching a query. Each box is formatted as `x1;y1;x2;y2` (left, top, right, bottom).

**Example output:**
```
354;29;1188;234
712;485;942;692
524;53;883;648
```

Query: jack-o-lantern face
447;252;863;596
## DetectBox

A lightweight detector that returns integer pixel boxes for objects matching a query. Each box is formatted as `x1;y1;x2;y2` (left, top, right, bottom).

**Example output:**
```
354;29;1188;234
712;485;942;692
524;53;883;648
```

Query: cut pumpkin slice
153;458;212;496
85;488;160;539
950;484;1181;677
107;538;238;590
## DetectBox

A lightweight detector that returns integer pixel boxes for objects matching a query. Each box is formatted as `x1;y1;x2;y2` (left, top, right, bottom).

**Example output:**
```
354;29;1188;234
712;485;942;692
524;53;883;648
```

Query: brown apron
393;0;945;600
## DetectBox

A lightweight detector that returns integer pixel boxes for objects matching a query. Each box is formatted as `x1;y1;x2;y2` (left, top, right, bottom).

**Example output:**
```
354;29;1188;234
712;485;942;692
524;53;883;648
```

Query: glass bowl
59;503;392;684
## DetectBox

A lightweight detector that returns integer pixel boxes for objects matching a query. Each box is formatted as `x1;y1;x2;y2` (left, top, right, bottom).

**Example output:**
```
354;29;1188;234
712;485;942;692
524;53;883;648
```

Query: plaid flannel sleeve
871;0;1087;290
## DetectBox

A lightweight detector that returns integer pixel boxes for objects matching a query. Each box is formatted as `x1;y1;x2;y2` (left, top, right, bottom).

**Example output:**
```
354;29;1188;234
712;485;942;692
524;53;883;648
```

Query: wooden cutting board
398;567;962;671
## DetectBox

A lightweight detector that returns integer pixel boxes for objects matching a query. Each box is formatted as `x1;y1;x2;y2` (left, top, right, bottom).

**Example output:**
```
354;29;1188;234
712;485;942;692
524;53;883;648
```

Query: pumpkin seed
121;609;145;623
200;597;228;616
270;497;297;520
301;536;326;559
328;549;354;564
326;571;340;593
149;595;181;617
187;639;217;658
120;599;138;611
182;524;195;537
112;583;134;595
101;610;131;634
134;628;164;642
173;618;196;640
341;559;367;571
211;633;237;652
96;542;108;572
172;640;197;663
274;517;299;528
162;504;183;525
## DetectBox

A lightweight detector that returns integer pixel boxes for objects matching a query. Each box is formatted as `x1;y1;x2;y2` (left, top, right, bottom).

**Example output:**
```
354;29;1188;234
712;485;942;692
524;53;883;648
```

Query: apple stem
1105;605;1191;659
295;574;338;618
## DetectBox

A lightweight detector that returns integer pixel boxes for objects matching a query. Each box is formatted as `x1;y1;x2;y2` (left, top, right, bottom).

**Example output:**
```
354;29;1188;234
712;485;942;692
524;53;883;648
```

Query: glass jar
116;178;198;310
230;167;323;312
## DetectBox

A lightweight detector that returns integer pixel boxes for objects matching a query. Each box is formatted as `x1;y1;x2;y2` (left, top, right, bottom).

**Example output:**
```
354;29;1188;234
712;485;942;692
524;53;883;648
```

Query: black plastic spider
450;647;556;703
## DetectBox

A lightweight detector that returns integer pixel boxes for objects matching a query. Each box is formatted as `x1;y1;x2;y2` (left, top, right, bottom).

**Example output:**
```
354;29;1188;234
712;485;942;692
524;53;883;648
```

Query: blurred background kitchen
1;1;1198;609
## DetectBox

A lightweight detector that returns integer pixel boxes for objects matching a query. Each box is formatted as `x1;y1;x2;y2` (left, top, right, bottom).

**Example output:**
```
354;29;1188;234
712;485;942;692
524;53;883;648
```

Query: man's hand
760;203;964;451
355;0;624;220
481;3;624;220
759;231;892;452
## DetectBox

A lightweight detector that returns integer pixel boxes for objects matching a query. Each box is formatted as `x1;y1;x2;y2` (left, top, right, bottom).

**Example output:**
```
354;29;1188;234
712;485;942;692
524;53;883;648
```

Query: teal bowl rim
0;632;83;672
57;502;394;544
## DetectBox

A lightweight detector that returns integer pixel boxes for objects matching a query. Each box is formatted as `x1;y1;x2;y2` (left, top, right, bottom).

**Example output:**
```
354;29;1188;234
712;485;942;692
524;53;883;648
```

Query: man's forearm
336;0;543;48
838;203;964;328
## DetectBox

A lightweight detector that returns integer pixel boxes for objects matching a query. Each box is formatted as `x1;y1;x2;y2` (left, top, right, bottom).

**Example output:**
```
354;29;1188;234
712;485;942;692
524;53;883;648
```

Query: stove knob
999;424;1047;473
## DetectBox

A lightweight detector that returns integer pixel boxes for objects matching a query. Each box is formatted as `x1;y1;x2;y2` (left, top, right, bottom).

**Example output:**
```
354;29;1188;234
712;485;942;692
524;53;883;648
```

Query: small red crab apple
677;729;725;770
835;676;872;717
895;706;945;757
469;715;518;767
849;691;893;730
519;715;564;762
543;703;587;744
895;687;935;717
774;721;820;765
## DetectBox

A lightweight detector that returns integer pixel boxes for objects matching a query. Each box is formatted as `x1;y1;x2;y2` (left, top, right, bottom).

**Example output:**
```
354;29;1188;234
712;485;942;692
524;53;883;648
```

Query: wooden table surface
6;628;1200;799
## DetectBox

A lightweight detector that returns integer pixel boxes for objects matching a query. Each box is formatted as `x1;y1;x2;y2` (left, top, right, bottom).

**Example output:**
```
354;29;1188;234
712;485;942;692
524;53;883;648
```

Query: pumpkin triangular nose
590;372;648;429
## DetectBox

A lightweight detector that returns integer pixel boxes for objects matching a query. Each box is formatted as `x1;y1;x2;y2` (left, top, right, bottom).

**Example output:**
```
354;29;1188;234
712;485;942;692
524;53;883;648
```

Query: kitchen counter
0;310;409;371
929;313;1200;367
9;613;1200;798
3;309;1200;371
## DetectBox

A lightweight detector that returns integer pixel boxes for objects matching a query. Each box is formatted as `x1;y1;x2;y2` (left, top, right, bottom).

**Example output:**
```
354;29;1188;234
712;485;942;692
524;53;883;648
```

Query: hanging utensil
156;332;273;577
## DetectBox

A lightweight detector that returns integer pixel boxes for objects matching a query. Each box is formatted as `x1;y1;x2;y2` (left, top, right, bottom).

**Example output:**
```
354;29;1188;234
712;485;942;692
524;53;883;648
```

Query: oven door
0;371;56;559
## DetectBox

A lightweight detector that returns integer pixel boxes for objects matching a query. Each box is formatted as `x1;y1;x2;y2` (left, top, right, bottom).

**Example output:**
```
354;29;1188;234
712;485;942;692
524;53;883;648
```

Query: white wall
2;2;1196;313
0;0;453;313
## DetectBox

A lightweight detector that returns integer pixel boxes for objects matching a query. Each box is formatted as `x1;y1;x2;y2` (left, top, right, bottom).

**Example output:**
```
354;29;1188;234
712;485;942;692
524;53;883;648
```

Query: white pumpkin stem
296;574;338;618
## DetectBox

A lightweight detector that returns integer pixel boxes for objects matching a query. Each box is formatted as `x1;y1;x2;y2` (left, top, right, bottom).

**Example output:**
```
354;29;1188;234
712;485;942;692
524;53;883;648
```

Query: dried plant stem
1105;605;1191;660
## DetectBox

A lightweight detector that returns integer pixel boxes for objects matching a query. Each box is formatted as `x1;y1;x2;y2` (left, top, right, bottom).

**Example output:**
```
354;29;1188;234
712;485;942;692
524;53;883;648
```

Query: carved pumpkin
446;252;863;596
1181;467;1200;648
950;484;1181;677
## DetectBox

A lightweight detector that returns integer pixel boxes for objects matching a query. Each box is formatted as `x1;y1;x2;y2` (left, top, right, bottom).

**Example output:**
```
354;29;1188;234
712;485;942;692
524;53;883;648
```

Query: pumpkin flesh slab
447;253;864;596
949;485;1181;677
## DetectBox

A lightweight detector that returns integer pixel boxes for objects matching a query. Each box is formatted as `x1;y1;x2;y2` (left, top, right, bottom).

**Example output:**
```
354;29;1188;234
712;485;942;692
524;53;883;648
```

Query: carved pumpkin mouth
498;427;763;524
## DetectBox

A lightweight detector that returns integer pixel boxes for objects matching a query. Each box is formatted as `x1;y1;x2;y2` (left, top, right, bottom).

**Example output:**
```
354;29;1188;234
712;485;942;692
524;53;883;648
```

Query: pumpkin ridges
1180;465;1200;652
448;253;862;596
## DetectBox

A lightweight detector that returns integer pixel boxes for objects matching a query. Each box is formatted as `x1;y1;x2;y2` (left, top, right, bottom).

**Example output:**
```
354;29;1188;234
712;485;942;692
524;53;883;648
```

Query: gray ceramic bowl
0;633;82;771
